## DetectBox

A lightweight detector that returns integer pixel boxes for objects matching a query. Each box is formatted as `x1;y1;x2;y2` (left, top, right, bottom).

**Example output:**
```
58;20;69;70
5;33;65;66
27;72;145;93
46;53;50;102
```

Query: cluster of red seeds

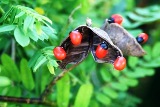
53;14;148;71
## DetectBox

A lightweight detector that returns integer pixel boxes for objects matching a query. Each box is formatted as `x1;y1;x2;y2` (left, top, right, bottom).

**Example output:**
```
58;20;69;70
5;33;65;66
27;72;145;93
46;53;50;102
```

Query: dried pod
58;25;123;69
101;19;146;56
89;27;122;63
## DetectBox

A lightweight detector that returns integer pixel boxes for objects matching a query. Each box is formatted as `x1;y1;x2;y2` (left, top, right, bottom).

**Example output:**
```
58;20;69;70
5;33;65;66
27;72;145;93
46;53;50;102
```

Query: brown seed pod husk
89;27;123;63
101;19;146;56
58;25;123;69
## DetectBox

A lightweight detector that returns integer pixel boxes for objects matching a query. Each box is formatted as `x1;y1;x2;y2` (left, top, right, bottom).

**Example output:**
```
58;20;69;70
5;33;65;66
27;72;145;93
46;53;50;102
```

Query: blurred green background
0;0;160;107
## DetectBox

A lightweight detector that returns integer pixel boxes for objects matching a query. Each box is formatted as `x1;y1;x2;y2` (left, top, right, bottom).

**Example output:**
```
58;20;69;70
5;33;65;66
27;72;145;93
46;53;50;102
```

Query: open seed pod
89;27;122;63
101;19;146;56
57;26;91;69
58;25;123;69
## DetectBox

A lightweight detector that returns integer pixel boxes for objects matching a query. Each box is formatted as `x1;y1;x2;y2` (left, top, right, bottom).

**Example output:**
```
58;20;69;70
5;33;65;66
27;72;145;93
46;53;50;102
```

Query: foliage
0;0;160;107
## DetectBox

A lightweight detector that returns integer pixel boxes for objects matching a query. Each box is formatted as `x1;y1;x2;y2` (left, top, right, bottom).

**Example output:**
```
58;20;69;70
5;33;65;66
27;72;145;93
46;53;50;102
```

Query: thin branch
41;63;80;100
68;4;81;24
0;96;55;106
11;38;16;61
59;4;81;41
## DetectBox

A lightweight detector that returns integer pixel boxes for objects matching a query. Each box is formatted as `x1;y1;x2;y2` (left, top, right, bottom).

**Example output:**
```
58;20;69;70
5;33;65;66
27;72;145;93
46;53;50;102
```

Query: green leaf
35;20;42;35
27;29;38;41
42;46;55;51
100;68;112;82
57;74;70;107
118;77;138;87
0;102;7;107
139;58;160;67
123;21;143;29
23;16;35;33
33;55;47;72
111;69;120;77
1;54;21;82
41;31;49;40
133;67;145;77
0;25;16;33
127;12;146;22
102;87;118;99
20;58;35;90
41;16;52;24
42;20;55;33
50;60;59;67
74;83;93;107
96;92;111;105
14;26;30;47
111;82;128;91
0;6;13;23
15;11;25;18
152;42;160;59
0;76;11;87
128;56;139;68
6;86;21;97
143;45;152;61
1;0;9;4
146;69;155;76
42;26;57;39
10;9;17;24
40;68;51;93
133;67;155;77
135;7;152;17
28;51;42;68
89;100;99;107
47;61;55;74
124;71;137;78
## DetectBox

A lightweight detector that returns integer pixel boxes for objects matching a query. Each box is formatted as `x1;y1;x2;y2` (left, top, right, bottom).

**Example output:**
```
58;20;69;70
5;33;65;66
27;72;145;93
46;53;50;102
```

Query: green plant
0;1;160;107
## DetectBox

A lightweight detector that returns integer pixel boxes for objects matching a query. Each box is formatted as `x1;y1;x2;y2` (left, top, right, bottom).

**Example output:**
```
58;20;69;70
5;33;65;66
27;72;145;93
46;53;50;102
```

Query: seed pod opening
57;25;123;69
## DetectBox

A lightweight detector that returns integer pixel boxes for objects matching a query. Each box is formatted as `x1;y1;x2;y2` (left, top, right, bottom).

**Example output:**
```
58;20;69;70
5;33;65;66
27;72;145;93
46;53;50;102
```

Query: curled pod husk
89;27;123;63
101;19;146;56
58;25;123;69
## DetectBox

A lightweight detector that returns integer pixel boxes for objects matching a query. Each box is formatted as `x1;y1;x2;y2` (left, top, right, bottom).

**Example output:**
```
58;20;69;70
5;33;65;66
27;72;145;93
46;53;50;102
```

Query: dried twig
0;96;55;106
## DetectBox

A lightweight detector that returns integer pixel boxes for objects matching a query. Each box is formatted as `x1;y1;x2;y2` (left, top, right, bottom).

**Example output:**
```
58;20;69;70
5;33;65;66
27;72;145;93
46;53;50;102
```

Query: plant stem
0;96;55;106
41;63;80;100
11;38;16;61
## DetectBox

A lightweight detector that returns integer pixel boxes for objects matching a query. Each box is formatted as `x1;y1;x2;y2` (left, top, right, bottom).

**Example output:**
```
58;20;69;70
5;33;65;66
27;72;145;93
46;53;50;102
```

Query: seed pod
57;26;91;69
58;25;123;69
101;19;146;56
89;27;122;63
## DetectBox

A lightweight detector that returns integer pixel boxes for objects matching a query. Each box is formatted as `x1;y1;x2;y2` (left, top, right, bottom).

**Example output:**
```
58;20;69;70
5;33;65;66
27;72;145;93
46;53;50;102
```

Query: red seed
95;44;108;59
138;33;148;43
69;30;82;45
114;56;126;71
111;14;123;25
53;47;66;60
